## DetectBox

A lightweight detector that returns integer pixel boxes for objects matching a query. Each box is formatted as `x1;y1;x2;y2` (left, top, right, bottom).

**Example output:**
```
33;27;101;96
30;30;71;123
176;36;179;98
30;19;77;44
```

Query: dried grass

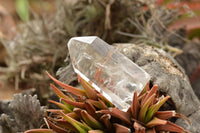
0;0;183;90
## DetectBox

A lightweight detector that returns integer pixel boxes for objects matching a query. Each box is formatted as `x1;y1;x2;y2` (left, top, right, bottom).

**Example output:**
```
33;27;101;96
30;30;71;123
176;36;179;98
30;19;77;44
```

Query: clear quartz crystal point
68;36;150;111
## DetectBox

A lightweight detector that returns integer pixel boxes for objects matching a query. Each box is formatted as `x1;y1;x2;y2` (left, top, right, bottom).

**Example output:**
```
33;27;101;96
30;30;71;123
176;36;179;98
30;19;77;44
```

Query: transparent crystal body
68;36;150;111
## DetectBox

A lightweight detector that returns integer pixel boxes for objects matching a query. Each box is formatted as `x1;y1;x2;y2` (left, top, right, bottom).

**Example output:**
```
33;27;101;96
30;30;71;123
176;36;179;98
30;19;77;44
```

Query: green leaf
81;110;103;129
15;0;29;22
61;111;90;133
144;95;170;123
48;100;72;113
138;94;156;123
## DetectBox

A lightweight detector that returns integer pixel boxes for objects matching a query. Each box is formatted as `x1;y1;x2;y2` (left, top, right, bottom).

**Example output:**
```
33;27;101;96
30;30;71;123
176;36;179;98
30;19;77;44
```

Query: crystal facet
68;36;150;111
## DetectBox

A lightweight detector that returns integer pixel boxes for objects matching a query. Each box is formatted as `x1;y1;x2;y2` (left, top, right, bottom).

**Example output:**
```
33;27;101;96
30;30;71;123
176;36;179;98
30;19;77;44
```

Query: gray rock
115;43;200;132
176;109;200;133
175;42;200;99
56;62;77;85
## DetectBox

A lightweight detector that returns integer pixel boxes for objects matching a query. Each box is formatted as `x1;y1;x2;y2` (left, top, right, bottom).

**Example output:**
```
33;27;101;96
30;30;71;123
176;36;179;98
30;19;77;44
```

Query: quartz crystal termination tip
68;36;150;111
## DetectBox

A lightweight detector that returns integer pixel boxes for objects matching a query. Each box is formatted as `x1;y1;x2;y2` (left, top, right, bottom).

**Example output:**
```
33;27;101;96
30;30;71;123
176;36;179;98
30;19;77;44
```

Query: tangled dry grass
0;0;183;91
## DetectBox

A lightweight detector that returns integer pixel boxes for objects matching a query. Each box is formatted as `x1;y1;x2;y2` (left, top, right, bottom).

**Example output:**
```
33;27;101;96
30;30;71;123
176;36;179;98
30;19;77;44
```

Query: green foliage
15;0;29;22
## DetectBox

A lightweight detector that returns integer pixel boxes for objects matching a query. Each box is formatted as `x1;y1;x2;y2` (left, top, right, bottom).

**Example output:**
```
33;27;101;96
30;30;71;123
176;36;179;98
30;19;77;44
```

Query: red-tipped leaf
131;91;140;119
114;123;131;133
145;117;167;127
155;121;190;133
61;98;85;108
78;75;98;100
81;110;103;129
25;129;53;133
48;100;72;113
46;71;86;97
97;108;132;125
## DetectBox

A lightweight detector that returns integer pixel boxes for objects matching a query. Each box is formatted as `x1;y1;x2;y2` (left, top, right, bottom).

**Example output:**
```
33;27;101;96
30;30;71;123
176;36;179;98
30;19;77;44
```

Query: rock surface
58;43;200;132
175;42;200;99
115;43;200;132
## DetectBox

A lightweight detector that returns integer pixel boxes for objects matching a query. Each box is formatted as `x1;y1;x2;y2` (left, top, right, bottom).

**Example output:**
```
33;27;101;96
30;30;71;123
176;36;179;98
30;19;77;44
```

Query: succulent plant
25;72;191;133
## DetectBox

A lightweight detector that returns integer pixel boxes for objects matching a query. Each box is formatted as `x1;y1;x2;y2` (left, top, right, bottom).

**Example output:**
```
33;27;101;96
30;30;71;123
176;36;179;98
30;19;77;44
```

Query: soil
0;84;22;100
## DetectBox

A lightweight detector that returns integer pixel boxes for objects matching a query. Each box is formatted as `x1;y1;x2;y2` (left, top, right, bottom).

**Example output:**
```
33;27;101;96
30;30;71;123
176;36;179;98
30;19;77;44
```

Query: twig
117;31;147;39
15;74;19;90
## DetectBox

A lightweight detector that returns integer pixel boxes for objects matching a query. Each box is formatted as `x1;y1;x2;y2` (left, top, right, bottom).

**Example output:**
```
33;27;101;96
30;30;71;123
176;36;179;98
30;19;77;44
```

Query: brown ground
0;84;22;100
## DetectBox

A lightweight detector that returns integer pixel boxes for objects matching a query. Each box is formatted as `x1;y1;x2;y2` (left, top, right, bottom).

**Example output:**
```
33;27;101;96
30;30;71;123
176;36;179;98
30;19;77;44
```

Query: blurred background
0;0;199;102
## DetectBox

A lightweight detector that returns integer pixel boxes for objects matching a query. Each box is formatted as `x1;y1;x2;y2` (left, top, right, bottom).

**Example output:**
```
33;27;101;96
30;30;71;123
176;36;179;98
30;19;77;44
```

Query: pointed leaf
73;108;82;118
98;98;109;109
61;98;85;108
155;111;191;125
155;121;190;133
49;100;72;113
144;95;170;123
134;122;145;133
88;130;104;133
141;84;158;106
45;118;70;133
86;99;102;109
131;91;140;119
50;84;69;100
61;111;89;133
45;109;63;114
45;115;78;132
80;120;93;130
78;74;98;100
81;110;103;129
138;93;146;102
55;120;79;132
153;95;170;113
46;71;86;97
97;94;114;107
138;94;156;123
139;82;150;96
146;117;167;127
87;99;108;109
97;108;132;125
100;114;112;129
155;110;176;120
85;100;98;119
25;129;53;133
66;112;80;120
113;123;131;133
50;84;74;110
